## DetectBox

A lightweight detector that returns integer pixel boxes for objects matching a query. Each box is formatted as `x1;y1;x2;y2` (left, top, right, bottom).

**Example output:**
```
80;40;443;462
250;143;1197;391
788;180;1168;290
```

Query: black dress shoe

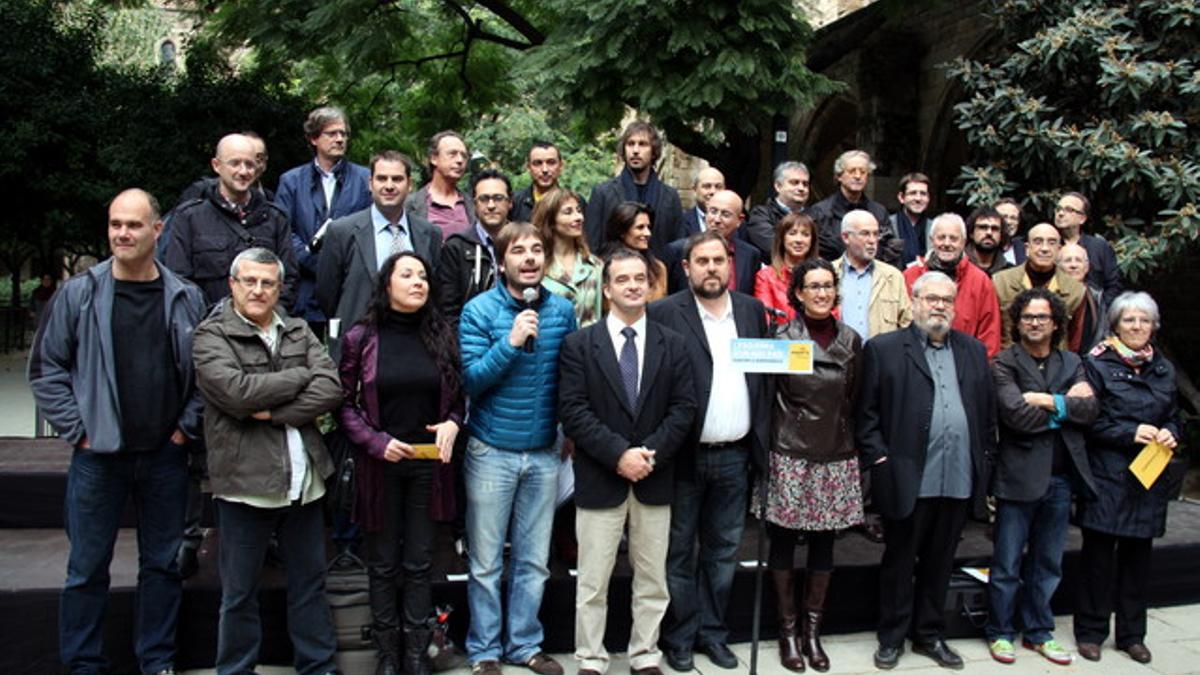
175;546;198;579
912;639;964;669
1077;642;1101;661
663;648;693;672
1121;643;1152;664
873;644;902;670
697;642;738;669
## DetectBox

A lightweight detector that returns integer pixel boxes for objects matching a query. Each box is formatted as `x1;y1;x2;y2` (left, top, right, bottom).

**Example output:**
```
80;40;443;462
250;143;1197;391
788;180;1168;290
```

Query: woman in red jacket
754;212;820;328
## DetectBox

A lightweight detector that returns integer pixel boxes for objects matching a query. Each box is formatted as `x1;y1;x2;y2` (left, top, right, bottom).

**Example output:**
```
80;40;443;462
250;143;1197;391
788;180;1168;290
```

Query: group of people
27;109;1180;675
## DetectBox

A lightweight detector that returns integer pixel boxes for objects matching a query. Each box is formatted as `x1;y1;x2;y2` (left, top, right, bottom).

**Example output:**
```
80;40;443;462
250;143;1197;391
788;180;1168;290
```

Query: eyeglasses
802;283;836;292
476;194;509;204
320;129;349;139
974;223;1002;233
919;294;955;307
233;276;279;291
1020;313;1052;324
1054;204;1085;216
706;208;738;220
850;230;880;240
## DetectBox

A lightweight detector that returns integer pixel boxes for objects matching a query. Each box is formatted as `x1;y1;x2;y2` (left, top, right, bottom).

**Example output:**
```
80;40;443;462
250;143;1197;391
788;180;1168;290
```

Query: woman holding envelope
1073;291;1179;665
338;251;464;675
754;257;863;672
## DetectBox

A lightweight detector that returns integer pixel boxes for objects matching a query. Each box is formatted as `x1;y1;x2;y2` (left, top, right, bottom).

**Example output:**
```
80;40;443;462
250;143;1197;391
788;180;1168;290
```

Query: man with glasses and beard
857;271;997;670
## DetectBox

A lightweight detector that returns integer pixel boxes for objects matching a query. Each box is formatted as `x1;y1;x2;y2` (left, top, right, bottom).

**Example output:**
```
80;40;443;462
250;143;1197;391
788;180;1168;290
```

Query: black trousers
877;497;969;648
1073;527;1153;647
366;460;435;630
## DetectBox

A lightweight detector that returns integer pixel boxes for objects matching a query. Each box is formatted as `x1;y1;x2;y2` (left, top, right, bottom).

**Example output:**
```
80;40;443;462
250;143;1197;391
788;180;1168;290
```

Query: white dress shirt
606;312;647;392
696;294;751;443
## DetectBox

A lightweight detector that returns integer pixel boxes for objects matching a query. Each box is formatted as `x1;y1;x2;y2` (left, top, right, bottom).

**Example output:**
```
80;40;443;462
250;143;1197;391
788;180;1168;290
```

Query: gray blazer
316;207;442;361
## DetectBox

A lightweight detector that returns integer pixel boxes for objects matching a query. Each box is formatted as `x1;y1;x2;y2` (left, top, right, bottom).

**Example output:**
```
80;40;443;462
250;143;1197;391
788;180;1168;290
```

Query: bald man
1058;242;1105;352
164;133;297;307
682;167;726;236
664;189;763;295
30;188;207;675
992;223;1088;351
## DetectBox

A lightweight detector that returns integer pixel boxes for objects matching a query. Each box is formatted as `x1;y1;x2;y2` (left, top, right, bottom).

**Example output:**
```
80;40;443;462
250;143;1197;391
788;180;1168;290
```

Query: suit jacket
646;290;772;476
558;320;697;508
663;236;762;296
315;207;442;361
831;256;912;338
991;345;1098;502
403;183;476;231
681;206;705;238
856;325;997;521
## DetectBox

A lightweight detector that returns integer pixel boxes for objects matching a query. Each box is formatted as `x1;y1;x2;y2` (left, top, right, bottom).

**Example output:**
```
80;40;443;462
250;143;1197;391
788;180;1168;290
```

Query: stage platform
3;438;1200;674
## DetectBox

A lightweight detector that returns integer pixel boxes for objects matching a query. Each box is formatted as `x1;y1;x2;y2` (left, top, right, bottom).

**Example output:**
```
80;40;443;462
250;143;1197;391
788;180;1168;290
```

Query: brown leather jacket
772;318;862;463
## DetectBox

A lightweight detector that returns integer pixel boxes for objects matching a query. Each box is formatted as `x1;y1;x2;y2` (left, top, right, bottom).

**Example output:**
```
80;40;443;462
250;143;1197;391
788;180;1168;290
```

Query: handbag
325;426;356;516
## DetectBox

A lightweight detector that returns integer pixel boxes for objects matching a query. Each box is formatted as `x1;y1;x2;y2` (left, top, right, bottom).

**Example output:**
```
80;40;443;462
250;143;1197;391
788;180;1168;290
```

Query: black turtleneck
927;255;961;281
377;309;439;444
1027;265;1056;288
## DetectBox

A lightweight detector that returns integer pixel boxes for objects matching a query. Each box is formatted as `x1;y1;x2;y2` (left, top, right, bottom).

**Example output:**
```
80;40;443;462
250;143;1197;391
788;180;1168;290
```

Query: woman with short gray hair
1073;291;1179;665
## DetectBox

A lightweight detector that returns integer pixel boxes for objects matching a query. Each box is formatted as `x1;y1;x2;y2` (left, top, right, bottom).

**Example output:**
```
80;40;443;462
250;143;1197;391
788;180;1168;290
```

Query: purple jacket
338;321;465;531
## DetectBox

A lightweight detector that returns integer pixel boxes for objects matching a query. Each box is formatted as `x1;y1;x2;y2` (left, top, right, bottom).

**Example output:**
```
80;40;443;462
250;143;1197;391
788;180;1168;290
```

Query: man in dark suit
664;190;762;295
647;230;771;671
985;288;1098;666
856;270;997;670
585;121;684;258
316;150;441;362
680;167;726;237
559;247;697;675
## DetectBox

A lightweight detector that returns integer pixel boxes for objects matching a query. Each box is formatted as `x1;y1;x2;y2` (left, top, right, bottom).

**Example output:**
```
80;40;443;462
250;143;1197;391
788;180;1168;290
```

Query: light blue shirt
315;159;338;211
694;206;708;232
840;258;874;341
371;205;411;271
474;221;497;269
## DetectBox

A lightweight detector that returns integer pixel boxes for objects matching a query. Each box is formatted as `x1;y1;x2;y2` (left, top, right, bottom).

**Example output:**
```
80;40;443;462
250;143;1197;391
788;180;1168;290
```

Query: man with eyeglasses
192;247;343;675
985;287;1098;667
857;271;997;670
664;189;761;294
808;150;896;263
1052;191;1121;306
992;223;1088;352
904;213;1001;358
165;133;298;308
30;189;206;675
407;130;476;240
276;106;372;333
965;206;1014;276
437;169;512;326
164;133;300;578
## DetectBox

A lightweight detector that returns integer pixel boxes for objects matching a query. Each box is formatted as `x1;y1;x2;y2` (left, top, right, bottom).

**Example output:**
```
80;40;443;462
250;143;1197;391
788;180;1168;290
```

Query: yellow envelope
410;443;441;460
1129;441;1172;489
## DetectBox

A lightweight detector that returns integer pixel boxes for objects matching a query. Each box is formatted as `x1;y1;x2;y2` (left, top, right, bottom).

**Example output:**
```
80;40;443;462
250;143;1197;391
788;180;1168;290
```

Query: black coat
508;185;586;225
991;345;1098;502
646;290;772;476
434;227;496;327
1077;347;1180;539
558;320;696;508
743;199;789;257
856;325;997;521
585;174;684;259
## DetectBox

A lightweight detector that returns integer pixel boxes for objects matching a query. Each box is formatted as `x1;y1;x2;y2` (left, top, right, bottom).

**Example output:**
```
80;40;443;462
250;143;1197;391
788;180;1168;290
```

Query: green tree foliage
947;0;1199;281
0;0;312;306
199;0;834;196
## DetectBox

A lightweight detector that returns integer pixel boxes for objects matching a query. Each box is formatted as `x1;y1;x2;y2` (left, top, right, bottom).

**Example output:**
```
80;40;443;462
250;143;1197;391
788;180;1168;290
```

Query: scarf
1092;335;1154;369
618;166;663;209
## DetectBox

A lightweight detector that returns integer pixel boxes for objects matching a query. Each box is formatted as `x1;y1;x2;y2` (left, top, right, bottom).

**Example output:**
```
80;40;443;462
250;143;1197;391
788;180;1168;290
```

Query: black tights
767;524;834;571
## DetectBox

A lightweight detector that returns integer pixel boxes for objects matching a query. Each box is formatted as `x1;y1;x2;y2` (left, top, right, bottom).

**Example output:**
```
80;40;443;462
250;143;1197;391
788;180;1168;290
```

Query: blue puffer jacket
459;283;576;451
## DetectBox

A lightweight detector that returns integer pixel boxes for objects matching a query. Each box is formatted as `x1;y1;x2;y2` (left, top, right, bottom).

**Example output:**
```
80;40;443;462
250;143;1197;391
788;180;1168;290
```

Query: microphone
521;287;539;353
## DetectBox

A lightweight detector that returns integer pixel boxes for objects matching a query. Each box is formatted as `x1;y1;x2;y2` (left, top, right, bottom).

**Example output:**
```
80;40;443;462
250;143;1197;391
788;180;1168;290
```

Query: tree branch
474;0;544;45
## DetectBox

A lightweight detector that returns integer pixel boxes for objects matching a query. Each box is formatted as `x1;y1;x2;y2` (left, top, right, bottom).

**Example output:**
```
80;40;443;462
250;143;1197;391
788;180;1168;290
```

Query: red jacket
903;256;1001;358
754;265;794;328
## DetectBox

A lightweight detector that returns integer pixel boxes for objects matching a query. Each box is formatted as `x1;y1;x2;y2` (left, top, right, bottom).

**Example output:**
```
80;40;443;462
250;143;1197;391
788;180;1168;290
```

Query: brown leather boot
802;570;831;672
772;569;805;671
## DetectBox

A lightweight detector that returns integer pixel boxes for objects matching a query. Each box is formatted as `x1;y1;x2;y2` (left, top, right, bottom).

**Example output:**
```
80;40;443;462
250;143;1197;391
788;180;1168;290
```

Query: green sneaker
1024;638;1073;665
989;638;1016;664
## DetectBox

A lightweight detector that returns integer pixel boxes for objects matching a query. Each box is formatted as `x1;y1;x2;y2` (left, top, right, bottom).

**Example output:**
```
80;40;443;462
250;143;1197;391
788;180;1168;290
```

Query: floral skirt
751;452;864;531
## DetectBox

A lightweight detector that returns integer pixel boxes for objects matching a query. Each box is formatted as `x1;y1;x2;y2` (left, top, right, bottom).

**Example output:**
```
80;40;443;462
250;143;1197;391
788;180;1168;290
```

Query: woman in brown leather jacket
754;257;864;672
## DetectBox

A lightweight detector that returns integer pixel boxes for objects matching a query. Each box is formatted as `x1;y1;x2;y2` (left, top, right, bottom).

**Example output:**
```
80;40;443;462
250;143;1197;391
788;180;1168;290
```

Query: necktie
619;326;638;408
389;223;405;255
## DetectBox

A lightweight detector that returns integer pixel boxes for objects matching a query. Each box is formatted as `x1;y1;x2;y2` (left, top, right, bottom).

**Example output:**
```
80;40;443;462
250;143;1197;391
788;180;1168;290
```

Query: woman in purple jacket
338;251;464;675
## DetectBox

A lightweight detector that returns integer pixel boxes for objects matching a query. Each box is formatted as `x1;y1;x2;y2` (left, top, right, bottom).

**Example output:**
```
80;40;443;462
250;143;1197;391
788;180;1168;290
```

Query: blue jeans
986;475;1072;644
662;445;749;651
215;498;336;675
60;441;188;674
464;437;558;664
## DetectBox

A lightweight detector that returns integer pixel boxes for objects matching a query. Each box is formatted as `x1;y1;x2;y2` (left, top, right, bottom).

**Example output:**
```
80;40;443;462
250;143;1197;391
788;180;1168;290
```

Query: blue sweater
459;283;576;451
